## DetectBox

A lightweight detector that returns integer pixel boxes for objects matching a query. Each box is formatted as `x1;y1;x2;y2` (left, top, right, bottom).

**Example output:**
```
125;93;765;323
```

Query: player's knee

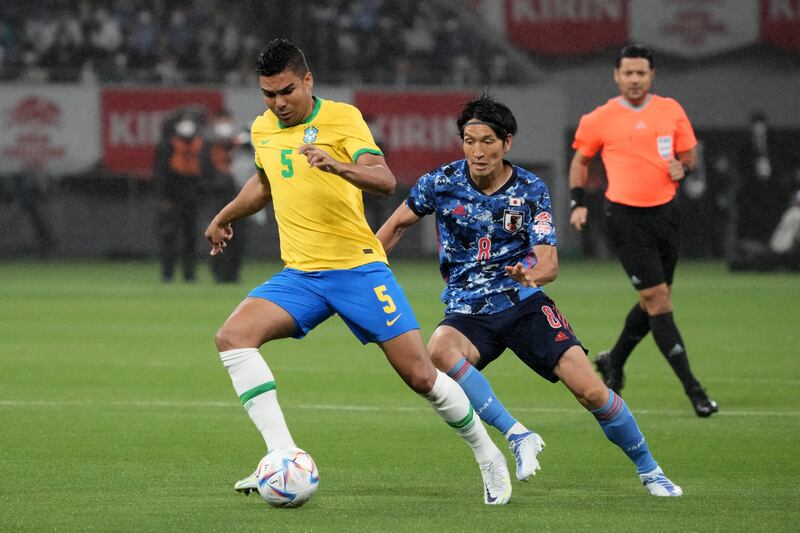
428;344;451;372
640;285;671;315
427;333;464;373
578;383;608;410
403;365;437;394
215;324;241;352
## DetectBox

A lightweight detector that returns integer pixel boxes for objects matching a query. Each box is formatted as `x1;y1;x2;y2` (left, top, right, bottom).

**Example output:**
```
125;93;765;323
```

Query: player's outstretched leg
445;357;544;481
424;369;512;504
557;346;681;496
591;389;682;497
220;348;296;493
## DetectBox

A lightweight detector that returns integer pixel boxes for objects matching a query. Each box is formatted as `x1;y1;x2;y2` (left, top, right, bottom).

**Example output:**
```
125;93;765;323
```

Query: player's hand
205;221;233;256
570;206;588;232
505;262;538;288
668;158;686;181
299;144;341;175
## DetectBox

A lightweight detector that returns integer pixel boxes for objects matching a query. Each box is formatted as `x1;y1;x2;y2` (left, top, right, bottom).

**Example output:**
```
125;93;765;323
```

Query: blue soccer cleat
508;431;545;481
640;467;683;497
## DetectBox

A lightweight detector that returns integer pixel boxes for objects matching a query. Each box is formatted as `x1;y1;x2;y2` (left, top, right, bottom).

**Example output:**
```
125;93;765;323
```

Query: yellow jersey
252;97;387;270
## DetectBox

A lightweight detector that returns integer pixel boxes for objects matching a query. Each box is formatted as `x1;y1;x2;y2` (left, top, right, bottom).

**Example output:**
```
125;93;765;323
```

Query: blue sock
591;390;658;474
446;357;516;435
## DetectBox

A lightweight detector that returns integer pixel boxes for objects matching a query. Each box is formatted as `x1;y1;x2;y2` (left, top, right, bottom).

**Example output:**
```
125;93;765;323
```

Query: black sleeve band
570;187;586;210
405;196;426;218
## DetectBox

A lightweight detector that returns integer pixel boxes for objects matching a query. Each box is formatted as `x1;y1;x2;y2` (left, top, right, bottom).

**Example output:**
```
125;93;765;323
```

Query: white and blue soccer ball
256;447;319;508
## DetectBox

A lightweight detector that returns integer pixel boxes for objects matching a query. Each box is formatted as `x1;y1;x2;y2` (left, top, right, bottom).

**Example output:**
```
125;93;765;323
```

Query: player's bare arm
569;151;593;231
669;146;699;181
376;202;422;254
298;145;396;195
205;170;273;255
504;244;558;288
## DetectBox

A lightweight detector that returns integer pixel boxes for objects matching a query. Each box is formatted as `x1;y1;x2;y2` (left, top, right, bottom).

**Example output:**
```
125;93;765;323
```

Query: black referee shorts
605;198;680;290
438;292;585;383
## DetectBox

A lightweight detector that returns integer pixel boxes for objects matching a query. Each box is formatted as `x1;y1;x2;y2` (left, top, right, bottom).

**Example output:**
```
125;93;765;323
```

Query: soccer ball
256;447;319;508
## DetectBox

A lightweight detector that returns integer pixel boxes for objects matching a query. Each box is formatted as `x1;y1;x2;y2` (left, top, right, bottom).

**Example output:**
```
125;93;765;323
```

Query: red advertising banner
761;0;800;50
101;88;223;176
504;0;628;55
353;91;477;185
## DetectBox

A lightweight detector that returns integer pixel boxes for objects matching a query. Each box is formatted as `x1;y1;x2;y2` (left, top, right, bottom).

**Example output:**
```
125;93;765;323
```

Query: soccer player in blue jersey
377;94;682;496
204;40;512;505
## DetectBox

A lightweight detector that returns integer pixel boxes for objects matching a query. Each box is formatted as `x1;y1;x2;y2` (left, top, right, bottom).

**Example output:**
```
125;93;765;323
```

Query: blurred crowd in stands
0;0;513;86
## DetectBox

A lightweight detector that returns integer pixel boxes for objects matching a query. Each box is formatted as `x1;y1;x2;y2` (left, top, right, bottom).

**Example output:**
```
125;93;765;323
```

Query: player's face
462;124;512;180
259;69;315;127
614;57;653;105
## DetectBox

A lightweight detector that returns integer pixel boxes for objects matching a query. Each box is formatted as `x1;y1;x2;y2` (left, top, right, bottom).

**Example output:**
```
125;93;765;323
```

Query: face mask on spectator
175;119;197;138
213;121;234;141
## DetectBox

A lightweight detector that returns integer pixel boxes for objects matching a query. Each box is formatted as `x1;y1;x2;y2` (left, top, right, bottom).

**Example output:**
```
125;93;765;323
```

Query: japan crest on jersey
503;209;524;234
303;125;319;144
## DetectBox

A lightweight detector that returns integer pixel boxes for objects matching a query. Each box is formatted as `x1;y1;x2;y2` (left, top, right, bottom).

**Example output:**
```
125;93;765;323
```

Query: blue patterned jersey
406;159;557;315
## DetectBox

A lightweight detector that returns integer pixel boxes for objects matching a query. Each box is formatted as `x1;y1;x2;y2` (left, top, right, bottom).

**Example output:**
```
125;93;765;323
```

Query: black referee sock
649;312;701;393
609;303;650;369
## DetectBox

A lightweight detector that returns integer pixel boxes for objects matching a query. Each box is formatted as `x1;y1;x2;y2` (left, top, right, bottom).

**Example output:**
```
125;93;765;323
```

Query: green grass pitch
1;259;798;531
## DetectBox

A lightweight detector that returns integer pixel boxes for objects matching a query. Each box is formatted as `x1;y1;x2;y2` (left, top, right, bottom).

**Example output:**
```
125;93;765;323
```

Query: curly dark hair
255;38;309;77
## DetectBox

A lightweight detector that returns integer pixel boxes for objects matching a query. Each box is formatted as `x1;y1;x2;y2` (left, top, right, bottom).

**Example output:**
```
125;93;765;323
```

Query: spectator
5;0;500;86
154;109;206;283
128;10;159;70
40;25;84;82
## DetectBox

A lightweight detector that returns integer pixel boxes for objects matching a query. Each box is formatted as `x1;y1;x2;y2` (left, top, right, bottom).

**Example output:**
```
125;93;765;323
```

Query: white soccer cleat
233;469;258;495
639;467;683;497
479;453;512;505
508;431;546;481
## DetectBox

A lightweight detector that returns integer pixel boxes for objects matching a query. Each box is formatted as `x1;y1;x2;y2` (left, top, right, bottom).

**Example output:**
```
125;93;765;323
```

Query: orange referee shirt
572;94;697;207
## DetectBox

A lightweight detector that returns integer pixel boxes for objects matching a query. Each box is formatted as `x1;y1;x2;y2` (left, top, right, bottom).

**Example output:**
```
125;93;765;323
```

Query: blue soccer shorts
247;261;420;344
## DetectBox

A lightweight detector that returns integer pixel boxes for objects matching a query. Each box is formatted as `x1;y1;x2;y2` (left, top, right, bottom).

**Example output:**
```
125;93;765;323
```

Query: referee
568;44;718;417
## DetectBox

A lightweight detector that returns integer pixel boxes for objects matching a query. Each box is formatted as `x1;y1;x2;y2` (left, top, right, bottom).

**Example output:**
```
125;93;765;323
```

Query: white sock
503;421;530;441
424;370;500;464
219;348;295;451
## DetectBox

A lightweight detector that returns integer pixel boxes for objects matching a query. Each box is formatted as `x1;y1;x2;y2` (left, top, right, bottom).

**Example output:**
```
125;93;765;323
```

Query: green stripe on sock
239;381;276;405
447;406;474;429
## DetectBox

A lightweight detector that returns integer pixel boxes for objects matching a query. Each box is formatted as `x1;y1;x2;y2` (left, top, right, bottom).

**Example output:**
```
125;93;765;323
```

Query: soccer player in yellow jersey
204;39;512;505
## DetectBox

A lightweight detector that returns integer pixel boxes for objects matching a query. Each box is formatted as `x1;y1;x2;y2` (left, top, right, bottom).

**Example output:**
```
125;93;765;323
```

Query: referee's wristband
569;187;586;211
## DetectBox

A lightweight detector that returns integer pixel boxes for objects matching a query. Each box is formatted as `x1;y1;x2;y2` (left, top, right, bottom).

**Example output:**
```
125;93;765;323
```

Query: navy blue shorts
438;292;585;383
247;262;420;344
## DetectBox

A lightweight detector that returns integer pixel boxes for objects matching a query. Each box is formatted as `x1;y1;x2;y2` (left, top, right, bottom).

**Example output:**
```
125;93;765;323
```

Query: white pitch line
0;399;798;418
